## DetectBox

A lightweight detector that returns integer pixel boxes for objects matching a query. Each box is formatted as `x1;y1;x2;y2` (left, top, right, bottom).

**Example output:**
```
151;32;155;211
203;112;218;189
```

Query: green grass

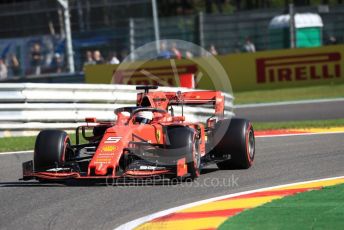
253;119;344;131
0;135;36;152
0;133;84;152
234;84;344;104
219;183;344;230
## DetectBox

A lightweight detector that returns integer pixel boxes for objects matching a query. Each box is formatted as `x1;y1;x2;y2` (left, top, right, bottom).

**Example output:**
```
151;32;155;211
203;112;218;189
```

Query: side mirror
172;116;185;122
85;117;97;123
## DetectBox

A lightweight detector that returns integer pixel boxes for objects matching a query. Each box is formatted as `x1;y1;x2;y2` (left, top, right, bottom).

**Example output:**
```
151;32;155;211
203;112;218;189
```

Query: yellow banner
85;44;344;92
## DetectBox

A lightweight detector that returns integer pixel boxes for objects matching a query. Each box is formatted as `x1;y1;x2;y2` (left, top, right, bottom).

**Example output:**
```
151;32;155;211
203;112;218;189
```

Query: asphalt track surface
1;133;344;230
235;99;344;122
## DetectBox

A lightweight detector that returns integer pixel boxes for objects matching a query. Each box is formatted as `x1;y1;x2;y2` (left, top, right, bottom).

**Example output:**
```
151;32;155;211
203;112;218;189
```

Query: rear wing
135;86;226;117
165;91;225;116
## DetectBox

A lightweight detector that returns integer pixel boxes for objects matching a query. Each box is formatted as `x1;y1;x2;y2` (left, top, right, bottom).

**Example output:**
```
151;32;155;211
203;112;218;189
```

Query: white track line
115;175;344;230
0;150;33;155
256;131;344;138
235;98;344;108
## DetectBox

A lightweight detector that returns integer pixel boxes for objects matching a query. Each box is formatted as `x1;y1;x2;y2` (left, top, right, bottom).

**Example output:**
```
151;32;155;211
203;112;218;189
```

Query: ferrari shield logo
156;130;161;143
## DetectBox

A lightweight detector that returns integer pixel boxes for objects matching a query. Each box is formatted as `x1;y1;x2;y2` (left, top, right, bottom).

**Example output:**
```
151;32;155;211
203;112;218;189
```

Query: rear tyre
214;118;255;169
166;126;200;180
34;130;72;171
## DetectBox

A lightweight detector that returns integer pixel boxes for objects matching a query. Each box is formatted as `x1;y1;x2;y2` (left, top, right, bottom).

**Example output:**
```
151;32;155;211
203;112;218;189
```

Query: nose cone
95;163;108;176
89;129;129;176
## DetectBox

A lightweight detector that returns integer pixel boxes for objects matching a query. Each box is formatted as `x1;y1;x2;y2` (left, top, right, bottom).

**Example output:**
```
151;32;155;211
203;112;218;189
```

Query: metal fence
0;0;152;38
201;6;344;54
0;2;343;79
131;5;344;54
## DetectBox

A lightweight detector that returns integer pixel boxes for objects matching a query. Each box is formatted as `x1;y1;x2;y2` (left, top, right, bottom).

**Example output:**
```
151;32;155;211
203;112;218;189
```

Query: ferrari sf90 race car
22;86;255;182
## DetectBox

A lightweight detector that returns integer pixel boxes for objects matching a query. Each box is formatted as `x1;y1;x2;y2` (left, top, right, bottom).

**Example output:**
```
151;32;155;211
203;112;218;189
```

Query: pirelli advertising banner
85;44;344;92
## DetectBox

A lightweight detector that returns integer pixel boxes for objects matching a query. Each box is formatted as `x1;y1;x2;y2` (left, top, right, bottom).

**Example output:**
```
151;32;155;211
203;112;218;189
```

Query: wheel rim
248;129;255;160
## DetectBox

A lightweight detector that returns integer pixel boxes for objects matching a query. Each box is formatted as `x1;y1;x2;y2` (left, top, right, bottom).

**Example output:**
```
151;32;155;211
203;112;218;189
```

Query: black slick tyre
214;118;255;169
34;129;72;171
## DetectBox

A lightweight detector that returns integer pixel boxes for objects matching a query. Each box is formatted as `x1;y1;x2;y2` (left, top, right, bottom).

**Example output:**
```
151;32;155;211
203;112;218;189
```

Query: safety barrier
0;83;233;135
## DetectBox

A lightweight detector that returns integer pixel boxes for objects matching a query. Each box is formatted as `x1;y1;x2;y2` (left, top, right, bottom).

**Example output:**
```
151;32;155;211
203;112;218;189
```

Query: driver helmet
135;111;153;124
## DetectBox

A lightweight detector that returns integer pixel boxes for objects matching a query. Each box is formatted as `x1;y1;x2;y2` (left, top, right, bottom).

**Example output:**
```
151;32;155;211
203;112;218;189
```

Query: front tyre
34;130;72;171
166;126;200;180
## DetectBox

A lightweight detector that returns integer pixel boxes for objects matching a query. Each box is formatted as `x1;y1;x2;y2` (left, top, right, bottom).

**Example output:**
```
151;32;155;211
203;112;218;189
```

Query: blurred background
0;0;342;81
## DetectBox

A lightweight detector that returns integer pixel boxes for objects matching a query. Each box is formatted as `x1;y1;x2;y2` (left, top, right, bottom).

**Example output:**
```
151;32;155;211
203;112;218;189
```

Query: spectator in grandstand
243;37;256;53
84;51;95;66
185;51;194;59
51;53;64;73
30;43;43;75
0;58;8;80
9;54;20;77
157;41;172;59
93;50;104;64
108;52;120;64
326;35;337;45
209;44;218;56
171;42;182;59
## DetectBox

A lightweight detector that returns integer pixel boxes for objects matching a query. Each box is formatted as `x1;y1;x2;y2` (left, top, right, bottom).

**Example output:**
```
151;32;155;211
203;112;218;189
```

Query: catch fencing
1;2;344;76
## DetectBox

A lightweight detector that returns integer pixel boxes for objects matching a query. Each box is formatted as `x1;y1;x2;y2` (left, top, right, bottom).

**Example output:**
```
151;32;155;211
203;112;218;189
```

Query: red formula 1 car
22;86;255;182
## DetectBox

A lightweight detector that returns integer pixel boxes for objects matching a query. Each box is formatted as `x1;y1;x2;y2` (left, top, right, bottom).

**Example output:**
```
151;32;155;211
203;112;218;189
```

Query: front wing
22;158;188;181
